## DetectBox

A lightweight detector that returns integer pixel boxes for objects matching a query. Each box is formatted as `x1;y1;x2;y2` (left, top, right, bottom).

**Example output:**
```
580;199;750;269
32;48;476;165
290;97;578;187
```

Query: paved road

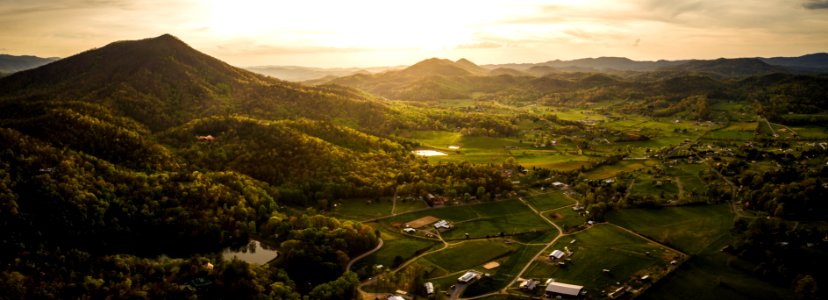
347;238;384;272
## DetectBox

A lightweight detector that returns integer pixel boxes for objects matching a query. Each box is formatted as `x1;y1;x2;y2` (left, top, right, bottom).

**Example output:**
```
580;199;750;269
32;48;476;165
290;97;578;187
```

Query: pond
412;150;447;156
222;240;279;265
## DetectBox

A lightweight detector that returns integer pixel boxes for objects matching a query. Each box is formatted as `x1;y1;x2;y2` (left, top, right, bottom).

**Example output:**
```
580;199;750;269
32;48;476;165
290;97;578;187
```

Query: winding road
346;238;384;272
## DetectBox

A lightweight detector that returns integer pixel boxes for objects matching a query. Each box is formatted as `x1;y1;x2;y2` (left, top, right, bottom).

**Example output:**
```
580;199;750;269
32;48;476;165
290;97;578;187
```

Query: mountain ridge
0;53;59;74
0;34;398;132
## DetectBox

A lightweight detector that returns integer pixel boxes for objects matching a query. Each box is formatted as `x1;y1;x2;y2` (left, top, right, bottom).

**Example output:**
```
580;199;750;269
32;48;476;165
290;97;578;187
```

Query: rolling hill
0;54;58;74
659;58;789;77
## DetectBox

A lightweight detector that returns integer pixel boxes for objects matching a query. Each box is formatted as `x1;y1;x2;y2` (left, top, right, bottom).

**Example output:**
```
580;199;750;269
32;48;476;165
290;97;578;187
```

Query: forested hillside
0;35;514;299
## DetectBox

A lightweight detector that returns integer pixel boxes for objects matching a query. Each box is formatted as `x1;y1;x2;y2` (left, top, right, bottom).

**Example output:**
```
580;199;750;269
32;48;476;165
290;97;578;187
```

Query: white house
458;271;479;283
434;220;451;229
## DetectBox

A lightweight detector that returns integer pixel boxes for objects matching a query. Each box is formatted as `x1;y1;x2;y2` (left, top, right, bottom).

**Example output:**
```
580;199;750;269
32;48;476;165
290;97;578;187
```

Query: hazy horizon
2;0;827;68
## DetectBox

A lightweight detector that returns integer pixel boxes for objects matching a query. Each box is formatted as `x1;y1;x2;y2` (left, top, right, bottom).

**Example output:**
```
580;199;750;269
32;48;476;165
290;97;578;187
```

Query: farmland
335;101;822;300
522;224;684;296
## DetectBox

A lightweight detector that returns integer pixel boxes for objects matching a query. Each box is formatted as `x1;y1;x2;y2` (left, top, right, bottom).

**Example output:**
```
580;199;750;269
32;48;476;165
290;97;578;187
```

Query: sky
1;0;827;68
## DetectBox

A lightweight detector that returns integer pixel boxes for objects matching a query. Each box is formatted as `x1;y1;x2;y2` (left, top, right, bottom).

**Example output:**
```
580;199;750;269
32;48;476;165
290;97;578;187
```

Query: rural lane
347;238;384;272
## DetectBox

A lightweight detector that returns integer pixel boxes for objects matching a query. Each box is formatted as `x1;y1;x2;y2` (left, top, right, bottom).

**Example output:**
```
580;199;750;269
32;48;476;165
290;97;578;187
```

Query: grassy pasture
607;204;733;254
522;224;682;294
525;191;576;211
642;254;795;300
790;126;828;139
666;163;709;198
463;244;546;297
353;229;439;272
585;159;657;179
513;151;593;170
383;200;554;241
702;122;757;141
548;206;587;233
422;240;515;273
331;198;394;221
630;175;680;200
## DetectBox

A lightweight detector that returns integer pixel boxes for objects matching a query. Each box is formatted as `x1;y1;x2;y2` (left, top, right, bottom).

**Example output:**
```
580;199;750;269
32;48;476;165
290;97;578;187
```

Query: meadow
383;200;555;241
524;191;576;211
522;224;683;295
606;204;733;254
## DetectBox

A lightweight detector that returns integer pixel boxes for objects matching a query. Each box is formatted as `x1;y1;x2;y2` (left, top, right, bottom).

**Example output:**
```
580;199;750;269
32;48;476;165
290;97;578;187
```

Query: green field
331;198;394;220
642;254;794;300
790;126;828;139
607;204;732;254
525;191;576;211
585;159;657;180
422;240;515;273
463;244;546;297
604;204;793;299
384;200;555;241
630;175;680;201
547;206;587;233
353;229;440;273
330;197;428;221
702;122;757;141
666;163;710;200
522;224;682;294
513;151;593;170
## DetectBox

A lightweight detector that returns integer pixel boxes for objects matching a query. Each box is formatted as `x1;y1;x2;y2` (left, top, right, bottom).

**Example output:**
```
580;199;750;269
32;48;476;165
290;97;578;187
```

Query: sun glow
206;0;532;51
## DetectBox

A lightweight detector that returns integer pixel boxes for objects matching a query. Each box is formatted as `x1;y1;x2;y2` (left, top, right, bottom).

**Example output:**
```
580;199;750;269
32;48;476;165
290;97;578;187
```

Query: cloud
804;0;828;9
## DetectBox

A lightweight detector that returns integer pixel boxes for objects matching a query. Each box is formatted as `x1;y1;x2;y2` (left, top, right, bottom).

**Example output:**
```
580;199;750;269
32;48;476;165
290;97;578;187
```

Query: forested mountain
761;53;828;72
0;34;401;132
0;54;58;74
659;58;789;77
245;65;399;82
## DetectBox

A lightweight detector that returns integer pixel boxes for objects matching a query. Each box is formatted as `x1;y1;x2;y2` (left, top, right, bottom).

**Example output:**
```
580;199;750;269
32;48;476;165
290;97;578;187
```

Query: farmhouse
403;228;416;234
458;271;480;283
520;279;539;291
545;281;583;298
425;282;434;295
549;249;565;260
434;220;451;229
552;182;567;189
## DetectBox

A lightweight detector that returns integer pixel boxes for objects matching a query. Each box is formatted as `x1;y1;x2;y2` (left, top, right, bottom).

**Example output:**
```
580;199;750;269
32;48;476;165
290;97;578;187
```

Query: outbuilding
545;281;583;298
549;249;565;260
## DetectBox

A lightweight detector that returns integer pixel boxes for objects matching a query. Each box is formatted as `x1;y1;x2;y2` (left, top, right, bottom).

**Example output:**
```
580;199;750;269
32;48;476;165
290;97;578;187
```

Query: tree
794;275;819;299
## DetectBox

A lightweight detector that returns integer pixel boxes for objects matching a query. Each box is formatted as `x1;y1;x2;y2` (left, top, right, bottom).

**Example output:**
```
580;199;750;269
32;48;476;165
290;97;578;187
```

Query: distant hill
245;65;398;81
0;34;399;132
324;58;503;99
659;58;789;77
761;53;828;72
485;54;828;76
0;54;58;74
398;57;489;77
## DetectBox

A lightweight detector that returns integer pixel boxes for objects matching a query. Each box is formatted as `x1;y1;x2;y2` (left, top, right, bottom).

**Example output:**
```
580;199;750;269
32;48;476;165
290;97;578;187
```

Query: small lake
222;240;278;265
413;150;447;156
